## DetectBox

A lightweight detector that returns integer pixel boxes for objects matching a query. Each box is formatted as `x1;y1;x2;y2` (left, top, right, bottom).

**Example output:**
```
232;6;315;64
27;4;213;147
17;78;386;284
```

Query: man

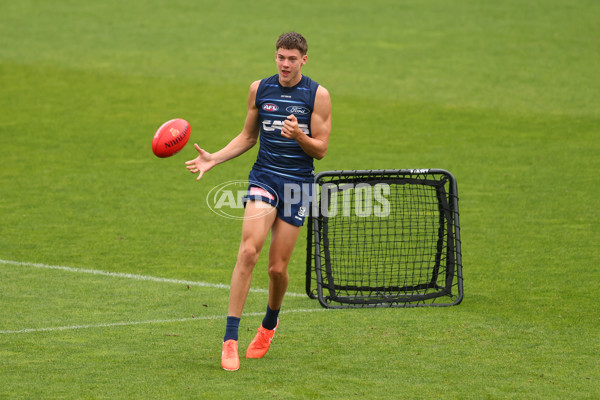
185;32;332;371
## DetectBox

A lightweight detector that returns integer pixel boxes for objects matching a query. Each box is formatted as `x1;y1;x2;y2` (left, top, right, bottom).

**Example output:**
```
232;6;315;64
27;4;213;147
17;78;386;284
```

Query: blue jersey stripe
262;150;308;159
269;139;300;146
261;112;286;118
258;98;305;105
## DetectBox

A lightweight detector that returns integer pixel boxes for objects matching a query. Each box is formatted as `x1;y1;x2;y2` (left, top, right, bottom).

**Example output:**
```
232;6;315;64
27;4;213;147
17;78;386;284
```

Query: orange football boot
246;322;278;359
221;340;240;371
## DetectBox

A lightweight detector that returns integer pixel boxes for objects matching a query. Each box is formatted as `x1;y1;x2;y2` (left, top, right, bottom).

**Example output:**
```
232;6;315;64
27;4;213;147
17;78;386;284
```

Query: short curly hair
276;32;308;55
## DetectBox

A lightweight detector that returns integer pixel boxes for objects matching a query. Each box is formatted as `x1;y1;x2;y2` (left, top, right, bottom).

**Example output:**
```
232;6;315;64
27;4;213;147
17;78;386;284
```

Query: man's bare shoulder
246;80;262;106
315;85;331;111
316;85;331;103
317;84;329;96
250;80;261;92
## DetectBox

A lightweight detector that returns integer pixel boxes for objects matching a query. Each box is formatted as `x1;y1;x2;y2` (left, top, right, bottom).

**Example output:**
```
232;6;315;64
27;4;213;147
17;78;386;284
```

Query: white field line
0;309;328;335
0;258;326;335
0;258;305;297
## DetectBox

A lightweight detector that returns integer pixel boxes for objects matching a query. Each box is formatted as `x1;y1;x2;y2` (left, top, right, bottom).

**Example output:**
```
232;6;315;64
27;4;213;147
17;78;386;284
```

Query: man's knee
238;242;260;267
268;262;288;280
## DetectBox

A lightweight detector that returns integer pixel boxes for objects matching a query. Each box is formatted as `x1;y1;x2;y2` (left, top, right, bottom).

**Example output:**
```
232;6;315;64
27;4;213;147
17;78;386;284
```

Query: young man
185;32;332;371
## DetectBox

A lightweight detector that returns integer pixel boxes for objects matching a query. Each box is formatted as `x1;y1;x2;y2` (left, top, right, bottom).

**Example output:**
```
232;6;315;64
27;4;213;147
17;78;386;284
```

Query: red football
152;119;191;158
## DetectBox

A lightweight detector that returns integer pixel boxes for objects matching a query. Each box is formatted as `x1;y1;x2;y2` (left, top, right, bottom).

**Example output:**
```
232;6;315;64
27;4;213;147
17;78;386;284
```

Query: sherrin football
152;118;191;158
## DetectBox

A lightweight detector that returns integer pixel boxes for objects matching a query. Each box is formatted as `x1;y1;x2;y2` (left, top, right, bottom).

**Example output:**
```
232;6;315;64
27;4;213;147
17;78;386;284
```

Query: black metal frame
306;169;463;308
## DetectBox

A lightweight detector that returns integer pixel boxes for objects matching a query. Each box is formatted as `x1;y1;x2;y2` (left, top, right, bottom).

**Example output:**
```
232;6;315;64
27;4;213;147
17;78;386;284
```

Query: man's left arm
281;86;331;160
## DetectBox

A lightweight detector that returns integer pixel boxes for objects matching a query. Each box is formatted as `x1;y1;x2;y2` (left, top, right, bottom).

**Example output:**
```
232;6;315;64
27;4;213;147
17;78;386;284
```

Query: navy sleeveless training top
253;74;320;181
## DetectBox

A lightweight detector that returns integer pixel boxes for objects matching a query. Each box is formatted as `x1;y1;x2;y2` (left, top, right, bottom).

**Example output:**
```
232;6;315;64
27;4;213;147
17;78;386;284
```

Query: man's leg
227;201;277;318
222;201;276;371
246;217;301;359
267;217;302;311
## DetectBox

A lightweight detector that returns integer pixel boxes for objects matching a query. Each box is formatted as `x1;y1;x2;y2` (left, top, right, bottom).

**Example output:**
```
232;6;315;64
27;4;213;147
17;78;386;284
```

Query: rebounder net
306;169;463;308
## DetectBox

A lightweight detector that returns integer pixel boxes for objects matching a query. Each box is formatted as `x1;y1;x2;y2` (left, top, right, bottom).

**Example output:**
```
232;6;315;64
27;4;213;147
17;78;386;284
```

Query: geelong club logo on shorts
206;180;278;220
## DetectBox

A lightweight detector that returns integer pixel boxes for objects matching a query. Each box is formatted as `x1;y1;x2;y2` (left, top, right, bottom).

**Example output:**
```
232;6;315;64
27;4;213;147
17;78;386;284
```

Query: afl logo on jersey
263;103;279;112
286;106;310;115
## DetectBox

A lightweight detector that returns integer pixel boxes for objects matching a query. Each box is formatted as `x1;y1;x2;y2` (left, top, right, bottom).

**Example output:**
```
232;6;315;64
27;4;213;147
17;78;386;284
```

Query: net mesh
307;170;462;308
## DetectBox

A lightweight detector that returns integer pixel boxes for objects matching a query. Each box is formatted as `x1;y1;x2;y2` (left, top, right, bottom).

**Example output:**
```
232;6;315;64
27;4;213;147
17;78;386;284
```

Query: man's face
276;48;307;87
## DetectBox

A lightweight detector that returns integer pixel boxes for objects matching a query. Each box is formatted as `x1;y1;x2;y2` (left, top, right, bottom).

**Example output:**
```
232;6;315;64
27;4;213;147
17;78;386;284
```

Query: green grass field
1;0;599;398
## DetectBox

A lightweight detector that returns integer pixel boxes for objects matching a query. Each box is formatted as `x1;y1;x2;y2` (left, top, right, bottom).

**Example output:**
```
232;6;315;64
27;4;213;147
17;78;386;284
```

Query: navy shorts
243;169;313;226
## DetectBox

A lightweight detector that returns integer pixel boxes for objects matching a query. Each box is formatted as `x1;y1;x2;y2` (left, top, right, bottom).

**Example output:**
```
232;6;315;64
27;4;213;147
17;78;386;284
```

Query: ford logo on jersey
263;103;279;112
286;106;310;115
